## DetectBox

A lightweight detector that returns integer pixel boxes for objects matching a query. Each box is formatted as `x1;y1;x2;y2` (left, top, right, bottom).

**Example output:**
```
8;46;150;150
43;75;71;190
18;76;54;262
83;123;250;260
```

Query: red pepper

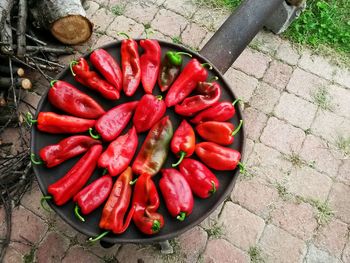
38;135;101;168
132;94;166;133
47;144;102;206
71;58;120;100
140;39;161;94
160;168;193;221
35;112;96;134
190;98;241;124
179;158;219;199
195;142;242;171
119;33;141;96
132;173;164;235
174;81;221;117
98;127;138;177
90;49;123;93
48;80;105;119
165;59;209;107
170;120;195;167
73;175;113;221
196;120;243;145
94;101;138;141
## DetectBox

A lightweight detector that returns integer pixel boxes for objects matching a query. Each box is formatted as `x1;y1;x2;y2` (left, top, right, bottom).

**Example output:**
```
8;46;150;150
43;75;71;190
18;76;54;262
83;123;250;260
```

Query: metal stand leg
159;240;173;255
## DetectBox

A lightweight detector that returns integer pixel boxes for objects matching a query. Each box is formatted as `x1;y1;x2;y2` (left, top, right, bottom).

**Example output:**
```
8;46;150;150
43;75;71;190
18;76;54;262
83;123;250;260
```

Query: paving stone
142;30;172;42
199;31;214;49
337;160;350;186
233;48;271;79
177;226;208;263
275;39;300;65
107;15;144;39
83;1;100;18
224;68;258;103
242;138;254;162
73;34;98;53
53;214;78;238
91;8;115;32
124;2;158;24
87;242;120;259
0;127;25;155
259;224;307;263
62;246;103;263
286;68;329;102
343;240;350;263
250;82;281;114
181;23;207;49
36;232;70;263
305;244;342;263
151;9;188;37
92;34;115;49
2;246;23;263
231;178;279;218
243;107;268;141
10;206;48;254
202;238;249;263
117;244;163;263
218;202;265;251
0;207;5;238
300;135;341;177
328;84;350;119
263;60;293;91
311;110;350;143
328;183;350;223
250;30;281;56
270;201;317;241
199;202;224;230
260;117;305;155
333;67;350;89
314;219;348;257
163;0;197;18
58;53;82;67
192;7;230;32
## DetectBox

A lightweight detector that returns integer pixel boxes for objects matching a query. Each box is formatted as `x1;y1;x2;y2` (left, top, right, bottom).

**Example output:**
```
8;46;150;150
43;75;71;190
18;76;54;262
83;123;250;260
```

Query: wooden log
0;77;32;90
0;0;14;54
16;0;28;57
30;0;93;45
0;65;25;77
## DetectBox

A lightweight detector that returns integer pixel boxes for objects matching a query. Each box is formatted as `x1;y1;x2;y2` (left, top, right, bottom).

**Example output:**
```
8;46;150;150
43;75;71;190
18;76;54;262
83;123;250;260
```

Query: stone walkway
2;0;350;262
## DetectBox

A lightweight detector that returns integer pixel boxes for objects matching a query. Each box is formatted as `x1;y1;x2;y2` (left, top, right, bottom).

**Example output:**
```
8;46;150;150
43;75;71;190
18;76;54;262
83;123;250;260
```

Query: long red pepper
165;58;210;107
48;80;105;119
45;144;102;206
35;135;101;168
170;120;195;167
119;33;141;96
73;175;113;222
132;94;166;133
140;39;161;94
70;58;120;100
98;127;138;177
94;101;138;141
90;49;123;93
175;81;221;117
191;98;241;124
196;120;243;145
195;142;243;171
179;158;219;199
160;168;193;221
132;173;164;235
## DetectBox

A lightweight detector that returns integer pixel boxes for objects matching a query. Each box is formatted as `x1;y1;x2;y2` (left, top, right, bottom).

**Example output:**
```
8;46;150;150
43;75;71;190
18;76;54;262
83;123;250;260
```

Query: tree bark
16;0;28;57
0;0;14;54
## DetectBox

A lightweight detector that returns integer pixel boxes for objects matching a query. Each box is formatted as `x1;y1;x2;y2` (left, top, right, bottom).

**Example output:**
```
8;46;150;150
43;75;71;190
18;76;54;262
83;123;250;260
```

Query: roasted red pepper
98;127;138;177
196;120;243;145
191;98;241;124
33;112;95;134
170;120;195;167
73;175;113;222
160;168;193;221
94;101;138;141
195;142;242;171
132;116;173;176
140;39;161;94
48;80;105;119
132;173;164;235
70;58;120;100
165;58;209;107
119;33;141;96
179;158;219;199
36;135;101;168
90;49;123;93
46;144;102;206
175;80;221;117
132;94;166;133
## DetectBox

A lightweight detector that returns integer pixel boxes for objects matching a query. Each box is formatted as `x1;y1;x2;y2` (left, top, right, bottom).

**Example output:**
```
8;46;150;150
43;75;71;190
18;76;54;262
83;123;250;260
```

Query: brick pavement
2;0;350;262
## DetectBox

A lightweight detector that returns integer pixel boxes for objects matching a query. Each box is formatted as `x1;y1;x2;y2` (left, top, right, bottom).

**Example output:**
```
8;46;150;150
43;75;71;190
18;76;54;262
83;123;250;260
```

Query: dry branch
16;0;28;57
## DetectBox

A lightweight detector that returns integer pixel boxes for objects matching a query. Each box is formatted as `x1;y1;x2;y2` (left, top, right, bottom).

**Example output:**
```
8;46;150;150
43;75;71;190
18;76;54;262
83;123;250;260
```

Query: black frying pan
30;40;245;244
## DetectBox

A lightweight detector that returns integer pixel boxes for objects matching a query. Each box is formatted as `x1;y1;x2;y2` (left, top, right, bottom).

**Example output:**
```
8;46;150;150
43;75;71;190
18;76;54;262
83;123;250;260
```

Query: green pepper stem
209;180;216;195
176;212;186;221
40;196;52;212
129;178;137;185
69;60;78;76
50;80;58;87
30;153;43;165
89;128;101;140
201;63;213;70
152;220;161;233
232;98;242;106
172;151;186;167
88;231;110;243
231;120;243;136
175;52;192;57
102;168;108;175
117;32;130;39
238;162;246;174
156;95;163;100
25;112;37;126
74;204;86;222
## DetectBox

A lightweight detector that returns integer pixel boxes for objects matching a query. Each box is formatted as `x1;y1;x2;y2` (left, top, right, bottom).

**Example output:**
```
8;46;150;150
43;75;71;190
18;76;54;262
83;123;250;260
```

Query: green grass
111;4;125;16
248;246;265;263
311;86;333;111
205;221;223;238
335;135;350;157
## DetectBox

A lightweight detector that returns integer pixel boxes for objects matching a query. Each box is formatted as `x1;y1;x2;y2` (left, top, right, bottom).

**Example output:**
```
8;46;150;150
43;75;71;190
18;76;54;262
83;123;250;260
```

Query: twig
11;26;47;46
0;0;14;55
17;0;28;57
32;56;65;68
0;65;25;77
0;77;32;90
